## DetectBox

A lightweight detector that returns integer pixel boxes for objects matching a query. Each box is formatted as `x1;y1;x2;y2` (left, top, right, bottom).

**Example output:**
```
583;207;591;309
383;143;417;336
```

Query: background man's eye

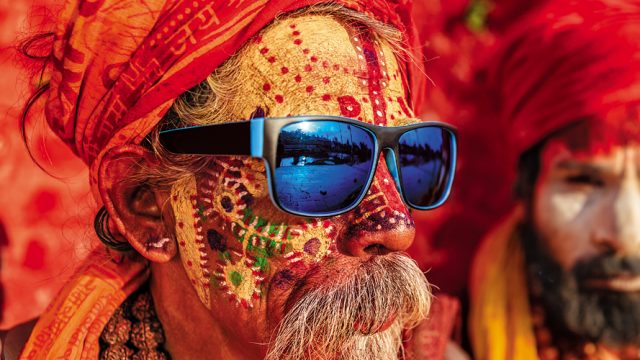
564;174;604;187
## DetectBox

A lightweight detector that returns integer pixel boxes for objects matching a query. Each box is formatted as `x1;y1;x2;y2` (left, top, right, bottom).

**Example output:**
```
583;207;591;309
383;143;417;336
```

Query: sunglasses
159;115;457;217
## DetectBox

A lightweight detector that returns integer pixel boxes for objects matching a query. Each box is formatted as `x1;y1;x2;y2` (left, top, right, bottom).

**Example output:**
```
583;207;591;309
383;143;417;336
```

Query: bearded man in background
469;1;640;359
0;0;461;358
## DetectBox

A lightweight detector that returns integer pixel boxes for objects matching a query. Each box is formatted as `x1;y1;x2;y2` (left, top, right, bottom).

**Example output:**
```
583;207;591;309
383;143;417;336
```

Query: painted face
167;14;429;358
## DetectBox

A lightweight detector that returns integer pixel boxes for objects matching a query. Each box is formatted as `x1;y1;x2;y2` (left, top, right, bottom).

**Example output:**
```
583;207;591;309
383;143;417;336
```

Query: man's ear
98;144;177;263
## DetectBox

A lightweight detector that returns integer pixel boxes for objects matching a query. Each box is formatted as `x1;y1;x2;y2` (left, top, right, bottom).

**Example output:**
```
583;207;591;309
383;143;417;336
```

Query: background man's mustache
574;255;640;280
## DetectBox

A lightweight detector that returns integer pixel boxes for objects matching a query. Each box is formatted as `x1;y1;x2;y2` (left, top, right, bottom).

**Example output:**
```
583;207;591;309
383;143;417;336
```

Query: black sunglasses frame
159;115;457;217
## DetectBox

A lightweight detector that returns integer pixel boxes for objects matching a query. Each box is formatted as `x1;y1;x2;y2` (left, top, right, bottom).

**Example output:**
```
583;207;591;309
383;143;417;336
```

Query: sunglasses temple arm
158;121;254;156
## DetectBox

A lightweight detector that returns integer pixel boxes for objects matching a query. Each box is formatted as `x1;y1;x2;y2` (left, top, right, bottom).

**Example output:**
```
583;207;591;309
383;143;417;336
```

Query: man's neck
149;260;246;360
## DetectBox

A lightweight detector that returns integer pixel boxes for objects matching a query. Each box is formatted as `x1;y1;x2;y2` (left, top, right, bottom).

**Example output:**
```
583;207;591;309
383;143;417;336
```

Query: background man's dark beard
265;253;431;360
520;222;640;346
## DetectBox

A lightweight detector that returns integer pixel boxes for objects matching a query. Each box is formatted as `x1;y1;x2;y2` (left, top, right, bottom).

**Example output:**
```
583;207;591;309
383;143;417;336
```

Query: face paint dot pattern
194;157;338;308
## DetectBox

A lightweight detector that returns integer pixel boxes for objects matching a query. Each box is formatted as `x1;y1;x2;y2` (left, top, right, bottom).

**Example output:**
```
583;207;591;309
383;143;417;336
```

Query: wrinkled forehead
223;14;414;126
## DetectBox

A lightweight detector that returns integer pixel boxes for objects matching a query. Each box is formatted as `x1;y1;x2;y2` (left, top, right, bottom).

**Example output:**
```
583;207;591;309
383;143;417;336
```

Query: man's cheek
171;176;213;309
535;184;590;238
534;184;593;270
179;156;339;310
204;157;269;222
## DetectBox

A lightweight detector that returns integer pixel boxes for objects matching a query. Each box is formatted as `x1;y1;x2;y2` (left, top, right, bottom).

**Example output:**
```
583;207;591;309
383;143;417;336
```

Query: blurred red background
0;0;545;329
0;0;95;329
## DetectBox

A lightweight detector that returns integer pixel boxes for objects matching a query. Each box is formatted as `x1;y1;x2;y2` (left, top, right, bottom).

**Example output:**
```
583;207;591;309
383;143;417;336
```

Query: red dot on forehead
306;85;314;93
260;47;269;54
275;94;284;103
263;83;271;92
304;64;312;72
322;94;331;101
294;74;302;82
294;39;302;45
281;67;289;74
292;30;300;36
268;56;276;63
338;95;362;118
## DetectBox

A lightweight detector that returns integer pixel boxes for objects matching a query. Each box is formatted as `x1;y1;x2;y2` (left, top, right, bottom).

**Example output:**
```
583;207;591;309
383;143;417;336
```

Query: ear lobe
98;144;178;263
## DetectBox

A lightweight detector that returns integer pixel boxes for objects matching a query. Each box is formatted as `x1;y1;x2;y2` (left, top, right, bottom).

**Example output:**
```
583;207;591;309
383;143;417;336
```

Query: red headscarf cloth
482;0;640;156
42;0;426;196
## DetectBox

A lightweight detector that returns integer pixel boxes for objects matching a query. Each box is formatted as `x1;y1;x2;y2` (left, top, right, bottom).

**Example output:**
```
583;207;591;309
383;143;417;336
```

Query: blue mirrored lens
275;121;375;215
398;127;453;208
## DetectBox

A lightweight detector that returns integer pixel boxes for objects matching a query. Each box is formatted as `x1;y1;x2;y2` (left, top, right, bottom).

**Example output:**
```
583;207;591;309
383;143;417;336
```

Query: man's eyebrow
555;160;610;174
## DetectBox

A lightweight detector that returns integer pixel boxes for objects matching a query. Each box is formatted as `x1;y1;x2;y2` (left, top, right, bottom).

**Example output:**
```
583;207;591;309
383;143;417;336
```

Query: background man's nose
610;175;640;254
337;157;416;257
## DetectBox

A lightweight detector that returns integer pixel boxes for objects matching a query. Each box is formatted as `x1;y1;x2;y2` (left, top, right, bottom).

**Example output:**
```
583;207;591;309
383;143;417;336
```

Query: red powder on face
304;64;312;72
310;56;318;62
294;74;302;82
338;95;362;118
275;95;284;103
263;83;271;92
306;85;314;93
260;47;269;54
292;30;300;36
322;94;331;101
268;56;276;63
280;67;289;74
322;76;330;84
294;39;302;45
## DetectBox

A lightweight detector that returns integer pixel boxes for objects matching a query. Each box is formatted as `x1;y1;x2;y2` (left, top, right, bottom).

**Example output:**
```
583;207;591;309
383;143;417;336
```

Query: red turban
483;0;640;156
41;0;426;194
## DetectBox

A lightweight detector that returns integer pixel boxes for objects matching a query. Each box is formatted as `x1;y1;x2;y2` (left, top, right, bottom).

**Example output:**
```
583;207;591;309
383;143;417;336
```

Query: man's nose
336;157;416;257
600;175;640;254
611;174;640;253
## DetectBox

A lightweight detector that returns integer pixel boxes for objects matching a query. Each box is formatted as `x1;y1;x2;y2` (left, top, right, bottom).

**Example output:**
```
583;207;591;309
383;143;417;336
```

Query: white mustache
266;253;432;360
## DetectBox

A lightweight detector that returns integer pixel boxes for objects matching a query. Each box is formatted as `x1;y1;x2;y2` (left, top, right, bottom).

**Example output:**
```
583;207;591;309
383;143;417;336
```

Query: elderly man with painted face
469;1;640;359
1;0;460;359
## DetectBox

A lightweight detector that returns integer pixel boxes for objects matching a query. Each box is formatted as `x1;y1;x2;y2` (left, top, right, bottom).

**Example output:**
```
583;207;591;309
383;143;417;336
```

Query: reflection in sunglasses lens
398;127;453;208
275;121;376;215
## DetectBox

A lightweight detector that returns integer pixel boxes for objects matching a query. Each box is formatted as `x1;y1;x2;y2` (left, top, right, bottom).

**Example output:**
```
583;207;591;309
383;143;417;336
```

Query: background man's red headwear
484;0;640;156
